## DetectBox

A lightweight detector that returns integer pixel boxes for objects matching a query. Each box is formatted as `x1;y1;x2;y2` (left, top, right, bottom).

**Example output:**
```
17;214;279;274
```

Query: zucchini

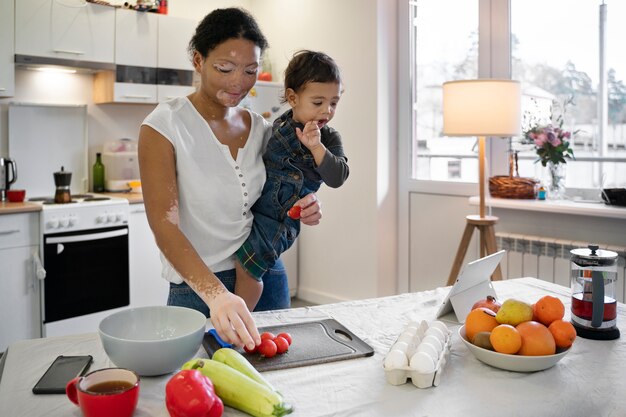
182;359;293;417
212;348;277;392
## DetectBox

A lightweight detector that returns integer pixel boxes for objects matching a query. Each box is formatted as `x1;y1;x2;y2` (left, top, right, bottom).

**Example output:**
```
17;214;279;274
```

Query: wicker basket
489;176;538;199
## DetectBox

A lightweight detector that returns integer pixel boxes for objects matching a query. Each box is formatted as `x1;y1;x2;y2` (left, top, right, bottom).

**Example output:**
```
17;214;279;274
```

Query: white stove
31;194;131;338
29;193;129;233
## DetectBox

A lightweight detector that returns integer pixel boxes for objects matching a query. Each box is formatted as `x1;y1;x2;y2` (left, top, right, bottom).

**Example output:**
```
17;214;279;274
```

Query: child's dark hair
284;50;342;96
188;8;268;58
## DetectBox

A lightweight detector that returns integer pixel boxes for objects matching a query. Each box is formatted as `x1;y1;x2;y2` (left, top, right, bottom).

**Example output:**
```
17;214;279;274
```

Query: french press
570;244;620;340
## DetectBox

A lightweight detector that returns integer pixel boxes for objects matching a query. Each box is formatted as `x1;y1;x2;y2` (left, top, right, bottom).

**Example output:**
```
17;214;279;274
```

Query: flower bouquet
520;99;577;199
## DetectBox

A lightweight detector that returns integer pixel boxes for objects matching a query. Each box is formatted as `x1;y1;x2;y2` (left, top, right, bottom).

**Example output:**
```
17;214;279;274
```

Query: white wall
251;0;398;303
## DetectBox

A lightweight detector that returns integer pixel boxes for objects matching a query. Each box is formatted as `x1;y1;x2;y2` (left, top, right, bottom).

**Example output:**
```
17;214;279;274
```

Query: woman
138;8;322;350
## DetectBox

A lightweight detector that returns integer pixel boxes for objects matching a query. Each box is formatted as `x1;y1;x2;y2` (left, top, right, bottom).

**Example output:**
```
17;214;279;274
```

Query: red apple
472;295;501;313
258;72;272;81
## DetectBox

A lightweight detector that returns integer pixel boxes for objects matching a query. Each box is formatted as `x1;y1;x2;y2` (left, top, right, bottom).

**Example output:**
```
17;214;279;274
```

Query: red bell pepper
165;369;224;417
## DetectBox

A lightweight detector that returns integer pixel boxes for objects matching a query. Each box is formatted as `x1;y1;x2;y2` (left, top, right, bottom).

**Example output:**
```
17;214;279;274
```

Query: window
410;0;626;190
511;0;626;189
410;0;478;182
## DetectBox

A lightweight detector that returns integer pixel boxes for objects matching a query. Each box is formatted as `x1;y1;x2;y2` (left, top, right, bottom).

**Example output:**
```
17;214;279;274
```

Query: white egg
406;338;421;358
425;326;446;344
409;351;436;373
422;334;443;352
390;341;409;353
404;325;419;336
384;349;408;369
417;341;440;362
429;320;449;334
397;333;414;345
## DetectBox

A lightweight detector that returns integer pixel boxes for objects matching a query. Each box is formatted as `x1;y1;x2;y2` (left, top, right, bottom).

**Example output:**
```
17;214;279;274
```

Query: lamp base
446;215;501;286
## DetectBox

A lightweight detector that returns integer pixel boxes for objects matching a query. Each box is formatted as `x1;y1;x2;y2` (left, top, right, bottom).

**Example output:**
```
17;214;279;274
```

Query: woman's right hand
207;290;261;350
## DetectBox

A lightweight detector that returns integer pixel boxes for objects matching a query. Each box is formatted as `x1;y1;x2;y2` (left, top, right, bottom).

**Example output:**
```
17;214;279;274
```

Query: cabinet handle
0;87;6;91
0;229;20;235
131;209;146;214
31;250;46;280
122;95;152;99
52;48;85;55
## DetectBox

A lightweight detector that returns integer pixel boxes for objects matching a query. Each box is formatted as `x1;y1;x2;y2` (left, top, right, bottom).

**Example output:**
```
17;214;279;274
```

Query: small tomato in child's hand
258;339;278;358
274;336;290;354
277;332;292;346
287;206;301;220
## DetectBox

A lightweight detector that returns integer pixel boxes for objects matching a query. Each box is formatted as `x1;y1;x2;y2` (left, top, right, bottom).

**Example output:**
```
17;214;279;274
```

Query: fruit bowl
459;325;570;372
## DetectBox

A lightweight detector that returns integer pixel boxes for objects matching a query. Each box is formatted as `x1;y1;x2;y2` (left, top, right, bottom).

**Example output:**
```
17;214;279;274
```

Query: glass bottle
93;153;105;193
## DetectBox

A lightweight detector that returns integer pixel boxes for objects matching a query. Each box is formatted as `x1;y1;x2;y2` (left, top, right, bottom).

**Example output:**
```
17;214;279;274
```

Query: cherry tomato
277;332;292;346
287;206;301;220
260;332;276;341
274;336;289;354
244;344;257;354
258;339;277;358
258;72;272;81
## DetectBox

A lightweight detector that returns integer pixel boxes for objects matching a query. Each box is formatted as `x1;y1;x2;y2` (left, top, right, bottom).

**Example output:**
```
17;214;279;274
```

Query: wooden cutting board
202;319;374;371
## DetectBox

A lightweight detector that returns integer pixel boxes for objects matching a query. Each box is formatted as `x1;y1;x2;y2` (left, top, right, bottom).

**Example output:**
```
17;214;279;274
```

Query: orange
548;319;577;349
516;321;556;356
465;307;499;342
532;295;565;326
490;324;522;354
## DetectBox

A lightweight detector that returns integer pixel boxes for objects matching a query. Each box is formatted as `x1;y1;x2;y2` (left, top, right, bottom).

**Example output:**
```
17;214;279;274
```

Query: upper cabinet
0;0;15;97
156;15;196;102
15;0;115;67
116;9;158;68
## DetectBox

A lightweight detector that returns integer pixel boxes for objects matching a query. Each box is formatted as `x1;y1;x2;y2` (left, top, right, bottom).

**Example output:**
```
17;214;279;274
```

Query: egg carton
383;320;452;388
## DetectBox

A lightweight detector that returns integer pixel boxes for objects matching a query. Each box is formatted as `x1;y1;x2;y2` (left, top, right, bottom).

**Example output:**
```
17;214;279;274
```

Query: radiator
495;232;626;303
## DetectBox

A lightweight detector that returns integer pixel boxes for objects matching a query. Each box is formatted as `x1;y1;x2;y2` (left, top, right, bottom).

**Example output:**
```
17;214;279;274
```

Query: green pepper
165;369;224;417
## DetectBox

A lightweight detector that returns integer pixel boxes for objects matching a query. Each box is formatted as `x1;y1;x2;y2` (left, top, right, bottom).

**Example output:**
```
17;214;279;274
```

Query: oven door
43;226;130;323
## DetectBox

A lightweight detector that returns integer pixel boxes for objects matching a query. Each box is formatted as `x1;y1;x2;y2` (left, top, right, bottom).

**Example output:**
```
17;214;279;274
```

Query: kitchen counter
0;193;144;215
0;201;42;214
1;278;624;417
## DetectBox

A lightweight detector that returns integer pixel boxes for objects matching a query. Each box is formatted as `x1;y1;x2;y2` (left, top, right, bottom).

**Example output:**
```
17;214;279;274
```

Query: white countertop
1;278;625;417
470;196;626;220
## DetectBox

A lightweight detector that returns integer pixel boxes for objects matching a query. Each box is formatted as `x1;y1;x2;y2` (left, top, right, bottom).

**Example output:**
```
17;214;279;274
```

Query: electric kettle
570;244;620;340
0;157;17;202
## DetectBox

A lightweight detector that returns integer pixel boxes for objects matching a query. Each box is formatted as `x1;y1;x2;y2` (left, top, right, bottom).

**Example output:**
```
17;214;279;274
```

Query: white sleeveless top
142;97;271;283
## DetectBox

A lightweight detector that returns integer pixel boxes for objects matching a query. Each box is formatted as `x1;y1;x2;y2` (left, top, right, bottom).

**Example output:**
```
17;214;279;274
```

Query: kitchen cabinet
128;204;169;307
15;0;115;67
156;15;196;102
0;0;14;97
94;8;158;104
0;213;41;352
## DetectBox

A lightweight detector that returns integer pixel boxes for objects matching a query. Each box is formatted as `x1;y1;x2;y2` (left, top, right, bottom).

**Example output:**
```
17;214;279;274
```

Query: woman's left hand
296;193;322;226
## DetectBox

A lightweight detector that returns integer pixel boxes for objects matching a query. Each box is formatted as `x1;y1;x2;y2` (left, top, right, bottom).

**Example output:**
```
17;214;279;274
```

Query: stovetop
28;194;127;208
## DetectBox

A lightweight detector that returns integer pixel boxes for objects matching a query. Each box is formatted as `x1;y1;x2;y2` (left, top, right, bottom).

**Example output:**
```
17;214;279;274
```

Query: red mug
66;368;140;417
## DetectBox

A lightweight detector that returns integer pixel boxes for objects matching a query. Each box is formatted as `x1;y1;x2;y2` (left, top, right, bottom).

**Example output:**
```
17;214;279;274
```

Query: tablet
436;250;505;323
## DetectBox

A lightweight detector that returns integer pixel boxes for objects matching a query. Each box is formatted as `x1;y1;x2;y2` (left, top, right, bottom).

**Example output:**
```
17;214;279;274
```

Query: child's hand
295;121;322;151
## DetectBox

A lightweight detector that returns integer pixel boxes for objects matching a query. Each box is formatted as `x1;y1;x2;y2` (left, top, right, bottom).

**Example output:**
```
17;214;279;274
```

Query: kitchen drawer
0;213;39;250
157;85;196;102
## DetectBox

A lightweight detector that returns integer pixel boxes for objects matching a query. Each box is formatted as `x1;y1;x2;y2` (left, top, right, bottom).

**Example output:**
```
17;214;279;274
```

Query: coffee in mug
66;368;139;417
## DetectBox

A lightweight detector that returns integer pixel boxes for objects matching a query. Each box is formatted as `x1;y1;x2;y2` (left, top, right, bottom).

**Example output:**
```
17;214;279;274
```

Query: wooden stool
446;214;503;286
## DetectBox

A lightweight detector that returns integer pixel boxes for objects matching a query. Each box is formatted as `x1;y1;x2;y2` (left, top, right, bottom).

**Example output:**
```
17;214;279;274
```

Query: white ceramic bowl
459;325;570;372
99;306;206;376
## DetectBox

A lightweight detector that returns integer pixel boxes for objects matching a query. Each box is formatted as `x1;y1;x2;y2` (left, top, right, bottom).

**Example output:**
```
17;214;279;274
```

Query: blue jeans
167;258;291;317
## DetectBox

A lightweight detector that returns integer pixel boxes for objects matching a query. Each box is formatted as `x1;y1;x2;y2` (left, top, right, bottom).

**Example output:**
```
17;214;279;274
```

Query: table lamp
442;79;521;286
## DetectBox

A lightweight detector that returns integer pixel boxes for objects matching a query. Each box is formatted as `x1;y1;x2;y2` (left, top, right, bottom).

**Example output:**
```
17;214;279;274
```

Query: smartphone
32;355;93;394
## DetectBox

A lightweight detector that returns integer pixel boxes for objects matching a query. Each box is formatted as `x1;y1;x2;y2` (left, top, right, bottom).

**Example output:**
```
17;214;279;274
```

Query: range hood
15;54;115;73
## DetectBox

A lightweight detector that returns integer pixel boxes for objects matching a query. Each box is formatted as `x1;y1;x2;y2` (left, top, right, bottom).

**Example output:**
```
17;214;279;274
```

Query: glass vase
546;162;565;200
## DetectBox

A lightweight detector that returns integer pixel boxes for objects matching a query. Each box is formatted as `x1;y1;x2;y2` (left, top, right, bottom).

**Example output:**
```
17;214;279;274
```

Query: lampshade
443;79;521;137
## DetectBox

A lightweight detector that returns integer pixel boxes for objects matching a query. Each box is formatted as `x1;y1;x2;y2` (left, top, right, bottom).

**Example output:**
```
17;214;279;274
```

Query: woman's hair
188;8;268;58
284;50;342;95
